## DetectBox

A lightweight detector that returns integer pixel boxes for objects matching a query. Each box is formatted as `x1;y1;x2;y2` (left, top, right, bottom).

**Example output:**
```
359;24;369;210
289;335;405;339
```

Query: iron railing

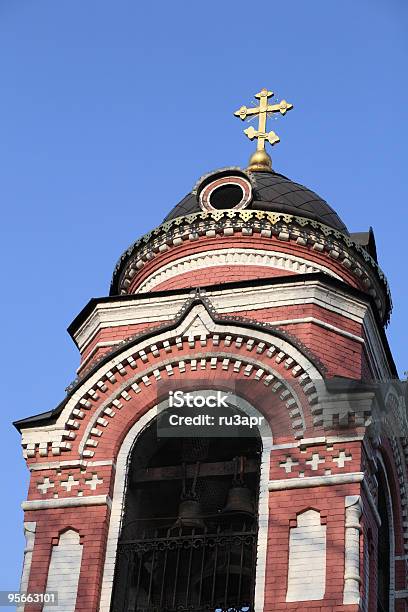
110;525;257;612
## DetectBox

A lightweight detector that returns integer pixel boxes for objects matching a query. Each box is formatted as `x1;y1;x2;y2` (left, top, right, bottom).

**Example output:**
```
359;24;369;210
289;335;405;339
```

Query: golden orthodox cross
234;88;293;151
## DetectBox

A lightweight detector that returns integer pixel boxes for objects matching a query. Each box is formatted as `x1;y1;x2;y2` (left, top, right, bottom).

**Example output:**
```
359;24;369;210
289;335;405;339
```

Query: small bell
222;456;254;517
223;484;254;516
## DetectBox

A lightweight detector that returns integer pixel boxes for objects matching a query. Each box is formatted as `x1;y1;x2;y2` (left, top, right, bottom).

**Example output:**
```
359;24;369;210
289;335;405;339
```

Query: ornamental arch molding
133;248;343;293
19;298;326;459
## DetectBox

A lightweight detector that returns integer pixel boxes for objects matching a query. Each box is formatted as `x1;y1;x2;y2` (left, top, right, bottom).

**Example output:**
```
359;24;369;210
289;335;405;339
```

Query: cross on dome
234;88;293;172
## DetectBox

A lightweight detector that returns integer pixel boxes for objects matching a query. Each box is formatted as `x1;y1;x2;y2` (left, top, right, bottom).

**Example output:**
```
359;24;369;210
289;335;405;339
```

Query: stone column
343;495;363;605
17;522;37;611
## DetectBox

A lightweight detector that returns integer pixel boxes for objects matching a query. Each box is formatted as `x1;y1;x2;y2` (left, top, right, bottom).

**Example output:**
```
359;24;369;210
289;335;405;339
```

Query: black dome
164;171;348;234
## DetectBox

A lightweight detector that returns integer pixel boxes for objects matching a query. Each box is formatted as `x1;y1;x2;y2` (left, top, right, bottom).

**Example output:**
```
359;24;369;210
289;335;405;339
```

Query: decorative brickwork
14;164;406;612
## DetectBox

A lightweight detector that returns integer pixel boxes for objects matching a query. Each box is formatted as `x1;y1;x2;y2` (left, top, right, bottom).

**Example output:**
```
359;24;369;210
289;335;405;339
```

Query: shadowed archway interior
110;409;262;612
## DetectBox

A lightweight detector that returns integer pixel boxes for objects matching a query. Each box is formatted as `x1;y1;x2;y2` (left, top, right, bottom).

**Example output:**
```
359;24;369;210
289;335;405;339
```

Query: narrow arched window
286;509;326;602
111;416;261;612
377;468;391;612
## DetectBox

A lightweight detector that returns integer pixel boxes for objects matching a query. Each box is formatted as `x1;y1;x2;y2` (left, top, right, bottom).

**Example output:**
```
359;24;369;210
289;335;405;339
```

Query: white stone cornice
271;434;365;451
77;317;364;371
268;472;364;490
72;279;368;353
28;459;115;471
21;494;111;511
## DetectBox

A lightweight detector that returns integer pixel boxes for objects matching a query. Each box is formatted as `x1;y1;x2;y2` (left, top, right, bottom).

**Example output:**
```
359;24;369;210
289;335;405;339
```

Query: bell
174;495;205;531
174;461;205;530
222;456;254;517
222;484;254;516
173;461;205;531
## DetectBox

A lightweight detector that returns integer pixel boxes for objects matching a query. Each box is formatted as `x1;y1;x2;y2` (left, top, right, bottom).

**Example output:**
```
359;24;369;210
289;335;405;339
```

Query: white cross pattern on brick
332;451;352;468
306;453;325;471
37;477;54;495
85;473;103;491
280;456;299;473
61;474;79;492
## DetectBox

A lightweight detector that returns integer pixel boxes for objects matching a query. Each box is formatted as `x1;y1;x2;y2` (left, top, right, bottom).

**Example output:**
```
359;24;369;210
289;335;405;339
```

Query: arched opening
377;466;391;612
110;408;262;612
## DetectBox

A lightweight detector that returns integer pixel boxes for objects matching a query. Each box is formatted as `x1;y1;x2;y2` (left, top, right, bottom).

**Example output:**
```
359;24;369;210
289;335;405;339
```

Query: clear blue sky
0;0;407;595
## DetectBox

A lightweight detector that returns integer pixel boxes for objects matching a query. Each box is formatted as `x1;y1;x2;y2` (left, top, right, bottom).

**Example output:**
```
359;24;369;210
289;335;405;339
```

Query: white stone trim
43;530;83;612
269;472;365;491
343;495;363;605
255;437;272;612
73;279;369;353
132;248;344;294
286;510;326;601
72;272;397;388
77;317;362;374
270;434;365;451
74;281;365;357
17;522;36;612
99;399;273;612
28;459;115;471
70;278;393;380
21;494;110;511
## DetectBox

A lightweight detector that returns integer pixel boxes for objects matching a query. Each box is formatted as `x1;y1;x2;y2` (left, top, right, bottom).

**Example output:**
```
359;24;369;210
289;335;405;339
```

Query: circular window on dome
199;175;252;212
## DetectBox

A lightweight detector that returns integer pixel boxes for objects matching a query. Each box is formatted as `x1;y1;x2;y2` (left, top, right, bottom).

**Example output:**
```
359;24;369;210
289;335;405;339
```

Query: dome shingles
164;170;348;234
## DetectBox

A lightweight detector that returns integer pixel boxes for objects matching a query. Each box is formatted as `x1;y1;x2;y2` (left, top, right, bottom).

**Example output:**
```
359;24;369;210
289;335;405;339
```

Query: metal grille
110;428;261;612
111;521;257;612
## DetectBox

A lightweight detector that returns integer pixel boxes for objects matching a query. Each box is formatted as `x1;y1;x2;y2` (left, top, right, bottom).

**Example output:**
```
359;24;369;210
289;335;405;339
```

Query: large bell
222;483;254;516
173;461;205;531
174;495;205;530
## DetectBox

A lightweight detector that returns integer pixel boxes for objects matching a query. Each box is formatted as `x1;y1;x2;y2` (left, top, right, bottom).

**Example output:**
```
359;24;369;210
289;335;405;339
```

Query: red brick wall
126;235;362;294
24;505;109;612
264;483;361;611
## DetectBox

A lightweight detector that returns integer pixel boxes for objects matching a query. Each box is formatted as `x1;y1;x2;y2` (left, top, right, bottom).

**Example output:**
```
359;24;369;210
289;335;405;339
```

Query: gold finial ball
247;149;273;172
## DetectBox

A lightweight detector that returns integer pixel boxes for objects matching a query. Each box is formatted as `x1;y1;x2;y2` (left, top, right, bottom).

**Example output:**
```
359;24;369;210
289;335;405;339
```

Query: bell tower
15;88;408;612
